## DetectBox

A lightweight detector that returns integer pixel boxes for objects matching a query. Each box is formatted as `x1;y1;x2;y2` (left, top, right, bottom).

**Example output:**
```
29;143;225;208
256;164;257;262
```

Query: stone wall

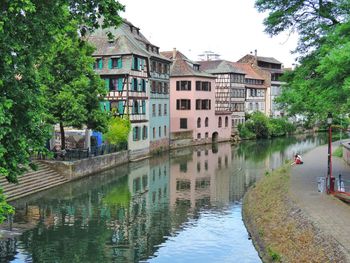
42;150;129;181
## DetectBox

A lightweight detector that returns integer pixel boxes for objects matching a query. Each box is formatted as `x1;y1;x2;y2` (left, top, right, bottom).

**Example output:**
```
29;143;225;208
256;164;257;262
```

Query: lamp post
327;112;334;194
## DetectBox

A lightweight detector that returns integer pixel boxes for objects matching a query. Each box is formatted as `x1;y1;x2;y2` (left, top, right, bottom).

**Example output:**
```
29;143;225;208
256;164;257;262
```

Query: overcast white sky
119;0;298;67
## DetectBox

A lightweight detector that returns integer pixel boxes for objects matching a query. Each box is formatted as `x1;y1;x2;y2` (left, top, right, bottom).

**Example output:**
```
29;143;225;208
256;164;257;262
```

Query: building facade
234;62;269;116
238;53;284;117
198;60;246;131
161;50;231;146
89;20;171;158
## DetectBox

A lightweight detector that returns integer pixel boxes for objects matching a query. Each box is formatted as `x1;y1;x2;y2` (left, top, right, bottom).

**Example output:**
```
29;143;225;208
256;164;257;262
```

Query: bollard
330;177;335;193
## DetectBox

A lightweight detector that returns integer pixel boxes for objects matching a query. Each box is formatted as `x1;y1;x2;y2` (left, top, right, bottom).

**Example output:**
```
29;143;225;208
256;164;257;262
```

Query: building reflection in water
1;135;328;262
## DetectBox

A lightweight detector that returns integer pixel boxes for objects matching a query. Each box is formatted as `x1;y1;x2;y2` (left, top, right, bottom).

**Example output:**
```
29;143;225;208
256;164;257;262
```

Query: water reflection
1;134;329;262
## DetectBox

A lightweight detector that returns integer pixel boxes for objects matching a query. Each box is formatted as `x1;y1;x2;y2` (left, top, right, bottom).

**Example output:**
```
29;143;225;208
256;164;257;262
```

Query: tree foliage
255;0;350;54
104;117;131;145
239;112;295;139
256;0;350;124
0;0;124;220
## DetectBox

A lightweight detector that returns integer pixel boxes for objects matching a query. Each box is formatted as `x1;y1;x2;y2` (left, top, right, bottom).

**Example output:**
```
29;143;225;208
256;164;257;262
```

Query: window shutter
118;78;123;91
132;57;135;70
118;101;124;115
133;127;137;141
108;58;112;69
105;101;110;112
141;100;146;114
142;79;146;92
131;78;134;91
104;78;109;92
118;58;122;68
98;59;103;69
144;126;148;139
99;101;105;111
134;78;138;91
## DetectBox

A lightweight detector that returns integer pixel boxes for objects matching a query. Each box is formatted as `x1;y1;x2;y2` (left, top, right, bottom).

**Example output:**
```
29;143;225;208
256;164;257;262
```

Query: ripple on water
147;203;261;263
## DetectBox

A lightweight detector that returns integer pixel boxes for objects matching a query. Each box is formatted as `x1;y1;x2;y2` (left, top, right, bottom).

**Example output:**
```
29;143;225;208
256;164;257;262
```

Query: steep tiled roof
88;20;171;62
233;62;264;80
161;50;215;78
197;60;245;74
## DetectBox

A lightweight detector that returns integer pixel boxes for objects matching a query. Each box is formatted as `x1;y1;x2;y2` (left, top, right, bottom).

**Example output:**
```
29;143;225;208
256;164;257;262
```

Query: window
142;125;148;140
195;99;211;110
151;61;156;72
205;132;208;138
205;117;209;127
164;83;169;94
153;127;156;138
256;102;259;110
132;78;138;91
225;116;228;127
133;100;139;114
109;57;122;69
195;81;211;91
176;81;191;91
93;58;103;70
132;56;140;70
141;79;146;92
164;125;167;136
204;160;208;171
218;117;222;128
176;99;191;110
197;133;201;139
197;117;201;128
158;62;162;73
164;104;167;115
249;103;253;111
133;126;140;141
152;104;156;116
159;126;161;137
197;162;201;172
180;118;187;129
109;78;123;91
158;104;162;116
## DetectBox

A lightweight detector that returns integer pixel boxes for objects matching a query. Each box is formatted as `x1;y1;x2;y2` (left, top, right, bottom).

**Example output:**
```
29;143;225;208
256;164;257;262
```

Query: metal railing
36;142;128;161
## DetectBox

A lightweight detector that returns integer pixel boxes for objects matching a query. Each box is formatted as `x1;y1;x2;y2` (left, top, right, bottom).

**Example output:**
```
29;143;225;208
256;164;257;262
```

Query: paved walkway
290;141;350;261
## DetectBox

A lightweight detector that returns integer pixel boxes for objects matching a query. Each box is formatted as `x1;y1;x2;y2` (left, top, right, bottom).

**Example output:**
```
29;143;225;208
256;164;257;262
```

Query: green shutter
104;78;109;91
134;78;138;91
132;101;135;114
118;78;123;91
144;126;148;139
131;78;134;91
132;57;135;70
108;58;112;69
142;79;146;92
98;59;103;69
118;101;124;115
133;127;137;141
99;101;105;111
118;58;122;68
105;101;110;112
141;100;145;114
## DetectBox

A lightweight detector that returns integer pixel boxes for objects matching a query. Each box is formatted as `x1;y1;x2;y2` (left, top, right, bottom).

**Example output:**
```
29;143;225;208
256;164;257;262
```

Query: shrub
104;117;131;145
238;123;256;139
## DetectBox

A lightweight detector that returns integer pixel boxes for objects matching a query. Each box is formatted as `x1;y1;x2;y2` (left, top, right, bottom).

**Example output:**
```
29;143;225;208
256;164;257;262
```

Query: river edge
242;164;347;262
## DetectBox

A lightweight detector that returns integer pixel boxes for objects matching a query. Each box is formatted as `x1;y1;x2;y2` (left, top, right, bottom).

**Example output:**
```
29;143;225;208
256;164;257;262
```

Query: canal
1;134;328;262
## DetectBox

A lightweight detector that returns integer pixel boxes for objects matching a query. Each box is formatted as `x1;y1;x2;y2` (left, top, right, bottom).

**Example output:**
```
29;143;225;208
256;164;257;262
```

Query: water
1;134;328;263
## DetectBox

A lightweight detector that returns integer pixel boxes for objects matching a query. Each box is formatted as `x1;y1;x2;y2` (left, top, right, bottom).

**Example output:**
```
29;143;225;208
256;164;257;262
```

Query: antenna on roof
198;51;220;61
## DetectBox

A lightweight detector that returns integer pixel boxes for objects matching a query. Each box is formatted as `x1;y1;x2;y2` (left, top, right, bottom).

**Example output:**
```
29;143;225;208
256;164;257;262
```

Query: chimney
172;48;176;60
254;49;257;59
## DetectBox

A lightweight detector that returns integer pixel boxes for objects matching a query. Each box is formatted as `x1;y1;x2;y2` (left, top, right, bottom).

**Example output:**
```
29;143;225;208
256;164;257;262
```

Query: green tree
245;112;270;139
42;24;108;149
104;117;131;145
0;0;124;221
255;0;349;54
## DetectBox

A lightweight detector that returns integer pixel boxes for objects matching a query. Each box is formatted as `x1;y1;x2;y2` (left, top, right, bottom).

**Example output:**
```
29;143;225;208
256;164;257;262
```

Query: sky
119;0;299;68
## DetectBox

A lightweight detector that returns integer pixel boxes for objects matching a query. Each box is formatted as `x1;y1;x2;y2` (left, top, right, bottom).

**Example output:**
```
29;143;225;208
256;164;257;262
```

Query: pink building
161;49;231;147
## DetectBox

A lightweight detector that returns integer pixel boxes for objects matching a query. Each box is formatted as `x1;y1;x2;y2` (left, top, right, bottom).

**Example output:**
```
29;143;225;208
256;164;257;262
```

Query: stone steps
0;161;68;201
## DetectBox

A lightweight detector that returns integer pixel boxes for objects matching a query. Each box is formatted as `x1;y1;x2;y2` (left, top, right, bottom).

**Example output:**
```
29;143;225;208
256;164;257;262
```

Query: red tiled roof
233;62;264;80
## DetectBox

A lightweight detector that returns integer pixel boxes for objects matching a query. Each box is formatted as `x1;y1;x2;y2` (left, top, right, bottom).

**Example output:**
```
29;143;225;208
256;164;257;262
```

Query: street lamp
327;112;334;194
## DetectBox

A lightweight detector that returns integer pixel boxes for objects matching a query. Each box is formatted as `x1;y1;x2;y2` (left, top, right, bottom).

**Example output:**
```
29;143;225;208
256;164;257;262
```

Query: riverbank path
290;141;350;261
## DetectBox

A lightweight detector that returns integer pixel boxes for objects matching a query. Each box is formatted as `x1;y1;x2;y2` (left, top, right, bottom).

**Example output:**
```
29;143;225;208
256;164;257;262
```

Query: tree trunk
60;122;65;150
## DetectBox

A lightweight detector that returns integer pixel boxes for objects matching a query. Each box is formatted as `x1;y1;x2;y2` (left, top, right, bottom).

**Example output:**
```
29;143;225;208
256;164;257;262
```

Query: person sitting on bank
294;154;303;164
